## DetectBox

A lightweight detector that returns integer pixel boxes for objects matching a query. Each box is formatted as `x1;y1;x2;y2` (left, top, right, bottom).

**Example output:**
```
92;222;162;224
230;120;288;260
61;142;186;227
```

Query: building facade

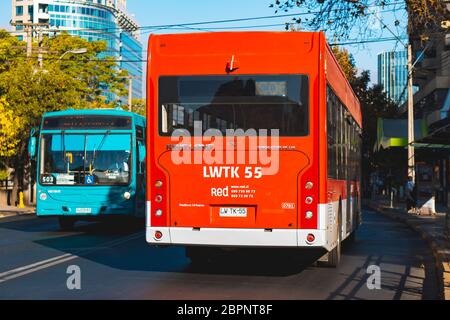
11;0;142;103
377;50;410;106
407;2;450;209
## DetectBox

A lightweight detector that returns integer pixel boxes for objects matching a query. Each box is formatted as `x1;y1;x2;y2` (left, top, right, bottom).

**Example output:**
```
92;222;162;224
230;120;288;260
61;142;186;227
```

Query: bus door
135;125;146;216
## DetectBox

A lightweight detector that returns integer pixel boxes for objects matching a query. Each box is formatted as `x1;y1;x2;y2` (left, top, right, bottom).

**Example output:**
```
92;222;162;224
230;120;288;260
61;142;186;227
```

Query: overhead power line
11;2;404;35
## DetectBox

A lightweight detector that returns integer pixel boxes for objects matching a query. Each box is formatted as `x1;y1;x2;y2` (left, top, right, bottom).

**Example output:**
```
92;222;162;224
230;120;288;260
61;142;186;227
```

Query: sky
0;0;409;85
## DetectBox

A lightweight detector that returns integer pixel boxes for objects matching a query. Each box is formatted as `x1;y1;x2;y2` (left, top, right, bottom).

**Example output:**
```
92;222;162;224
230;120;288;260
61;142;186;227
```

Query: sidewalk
0;205;35;219
367;197;450;300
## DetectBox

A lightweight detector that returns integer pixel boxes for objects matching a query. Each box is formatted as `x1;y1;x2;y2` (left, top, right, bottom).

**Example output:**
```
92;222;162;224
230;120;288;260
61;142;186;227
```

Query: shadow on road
0;211;441;299
33;225;325;277
0;216;326;277
0;215;143;235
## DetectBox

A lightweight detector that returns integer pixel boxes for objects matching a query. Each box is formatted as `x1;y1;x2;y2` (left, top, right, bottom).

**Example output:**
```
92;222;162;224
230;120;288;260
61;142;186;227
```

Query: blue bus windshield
40;133;132;186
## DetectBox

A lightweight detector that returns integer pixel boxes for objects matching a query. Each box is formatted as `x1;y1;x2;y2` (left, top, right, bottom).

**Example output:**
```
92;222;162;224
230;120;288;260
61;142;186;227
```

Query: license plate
76;208;92;214
219;207;247;217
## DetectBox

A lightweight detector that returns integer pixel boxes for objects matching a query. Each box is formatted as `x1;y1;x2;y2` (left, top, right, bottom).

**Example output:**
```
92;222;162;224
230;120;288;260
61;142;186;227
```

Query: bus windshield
39;133;132;186
159;75;309;136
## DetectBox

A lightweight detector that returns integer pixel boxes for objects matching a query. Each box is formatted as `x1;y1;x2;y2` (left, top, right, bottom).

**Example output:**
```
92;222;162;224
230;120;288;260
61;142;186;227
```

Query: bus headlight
155;209;163;217
39;193;47;201
305;211;313;219
123;192;131;200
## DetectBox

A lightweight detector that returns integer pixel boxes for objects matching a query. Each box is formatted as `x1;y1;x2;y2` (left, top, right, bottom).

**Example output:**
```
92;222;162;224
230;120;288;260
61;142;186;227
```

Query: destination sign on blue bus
42;115;132;130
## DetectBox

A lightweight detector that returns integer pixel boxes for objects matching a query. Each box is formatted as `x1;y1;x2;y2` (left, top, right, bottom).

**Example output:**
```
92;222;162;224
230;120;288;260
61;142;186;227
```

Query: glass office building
11;0;142;103
377;50;410;106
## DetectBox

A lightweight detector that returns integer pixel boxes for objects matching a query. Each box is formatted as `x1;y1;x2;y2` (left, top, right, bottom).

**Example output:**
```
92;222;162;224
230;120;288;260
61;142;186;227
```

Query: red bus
146;31;362;267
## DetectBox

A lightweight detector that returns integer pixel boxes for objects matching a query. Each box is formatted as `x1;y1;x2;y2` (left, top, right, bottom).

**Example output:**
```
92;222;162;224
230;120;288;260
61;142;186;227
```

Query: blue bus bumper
37;203;135;217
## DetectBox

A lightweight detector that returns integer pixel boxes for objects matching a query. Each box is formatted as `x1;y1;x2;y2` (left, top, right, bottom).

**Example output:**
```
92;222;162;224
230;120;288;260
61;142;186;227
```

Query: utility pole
37;27;44;68
119;75;139;112
128;77;133;112
10;21;49;205
26;25;32;58
407;44;415;181
10;22;50;62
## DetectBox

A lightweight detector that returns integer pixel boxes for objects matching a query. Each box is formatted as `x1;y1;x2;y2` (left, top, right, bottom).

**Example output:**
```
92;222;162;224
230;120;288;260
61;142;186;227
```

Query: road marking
0;231;143;284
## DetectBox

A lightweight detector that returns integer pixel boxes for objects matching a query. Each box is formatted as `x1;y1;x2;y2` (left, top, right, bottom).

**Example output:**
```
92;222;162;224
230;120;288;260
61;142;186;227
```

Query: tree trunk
11;171;18;206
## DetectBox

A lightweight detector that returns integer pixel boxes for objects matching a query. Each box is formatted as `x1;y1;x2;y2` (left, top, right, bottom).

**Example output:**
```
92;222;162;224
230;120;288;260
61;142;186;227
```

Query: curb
369;204;449;300
0;210;35;219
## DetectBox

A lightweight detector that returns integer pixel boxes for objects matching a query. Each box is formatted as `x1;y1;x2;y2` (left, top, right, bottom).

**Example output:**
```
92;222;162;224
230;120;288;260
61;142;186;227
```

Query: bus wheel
58;217;75;231
346;231;356;244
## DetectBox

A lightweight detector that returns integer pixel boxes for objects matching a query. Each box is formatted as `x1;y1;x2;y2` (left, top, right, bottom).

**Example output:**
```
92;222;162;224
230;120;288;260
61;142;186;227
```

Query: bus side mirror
28;137;37;160
28;127;38;160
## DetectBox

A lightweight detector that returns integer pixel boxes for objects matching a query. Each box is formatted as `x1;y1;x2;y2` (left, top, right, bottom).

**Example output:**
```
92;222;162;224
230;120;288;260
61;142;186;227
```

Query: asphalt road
0;210;440;300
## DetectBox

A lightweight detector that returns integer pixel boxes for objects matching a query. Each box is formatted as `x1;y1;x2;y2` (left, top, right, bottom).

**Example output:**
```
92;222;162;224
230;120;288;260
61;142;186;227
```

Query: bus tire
346;231;356;243
58;217;75;231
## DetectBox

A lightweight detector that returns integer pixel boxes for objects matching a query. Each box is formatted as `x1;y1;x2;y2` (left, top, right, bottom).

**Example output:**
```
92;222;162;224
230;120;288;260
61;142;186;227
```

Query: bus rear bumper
146;227;328;249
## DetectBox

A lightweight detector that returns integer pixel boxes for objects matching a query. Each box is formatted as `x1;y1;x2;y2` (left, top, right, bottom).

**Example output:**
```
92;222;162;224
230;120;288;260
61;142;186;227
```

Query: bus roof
43;108;144;119
148;31;321;57
148;31;361;128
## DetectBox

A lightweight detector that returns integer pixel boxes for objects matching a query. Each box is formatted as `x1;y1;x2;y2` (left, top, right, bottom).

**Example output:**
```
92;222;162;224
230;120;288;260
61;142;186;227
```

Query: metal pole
128;77;133;112
407;44;415;182
37;28;43;68
26;26;32;58
390;190;394;208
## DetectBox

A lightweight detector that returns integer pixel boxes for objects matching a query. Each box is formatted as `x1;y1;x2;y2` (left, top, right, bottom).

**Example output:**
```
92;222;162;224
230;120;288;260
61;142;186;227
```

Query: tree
331;45;400;193
39;32;128;104
270;0;447;41
131;98;146;116
331;46;357;83
350;70;400;194
0;97;23;158
0;30;130;202
0;29;24;73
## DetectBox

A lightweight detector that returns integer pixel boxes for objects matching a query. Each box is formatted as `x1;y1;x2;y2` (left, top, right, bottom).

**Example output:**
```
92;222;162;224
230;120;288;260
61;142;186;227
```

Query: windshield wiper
90;130;110;173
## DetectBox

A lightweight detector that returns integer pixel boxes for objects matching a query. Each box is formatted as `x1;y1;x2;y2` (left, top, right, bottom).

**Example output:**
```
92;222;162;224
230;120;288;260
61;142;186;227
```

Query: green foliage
0;97;23;157
332;46;357;83
0;29;24;73
350;70;400;179
131;98;146;116
331;43;401;185
0;30;130;189
38;32;128;104
0;170;9;181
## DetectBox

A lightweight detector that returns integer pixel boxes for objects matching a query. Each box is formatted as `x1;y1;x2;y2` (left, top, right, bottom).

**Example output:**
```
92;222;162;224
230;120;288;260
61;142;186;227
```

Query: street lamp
58;48;87;61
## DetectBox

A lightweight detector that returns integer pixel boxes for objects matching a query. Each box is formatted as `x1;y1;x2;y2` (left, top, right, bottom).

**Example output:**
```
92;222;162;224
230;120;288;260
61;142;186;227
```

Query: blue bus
29;109;146;230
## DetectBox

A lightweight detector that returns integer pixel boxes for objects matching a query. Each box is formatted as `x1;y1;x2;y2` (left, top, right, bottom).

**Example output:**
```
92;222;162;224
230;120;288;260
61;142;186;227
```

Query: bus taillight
306;234;315;243
151;173;168;226
154;231;163;240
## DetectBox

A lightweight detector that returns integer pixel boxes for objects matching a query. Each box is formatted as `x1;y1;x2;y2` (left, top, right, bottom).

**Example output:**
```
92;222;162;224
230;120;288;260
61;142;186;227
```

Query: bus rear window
158;75;309;136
